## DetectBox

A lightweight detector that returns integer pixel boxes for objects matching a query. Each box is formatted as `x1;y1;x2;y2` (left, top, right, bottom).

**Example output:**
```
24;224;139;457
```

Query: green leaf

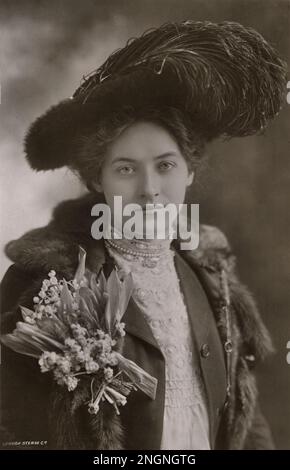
104;270;121;334
16;322;65;351
74;246;87;283
40;314;68;341
0;334;40;358
78;296;100;330
59;281;74;319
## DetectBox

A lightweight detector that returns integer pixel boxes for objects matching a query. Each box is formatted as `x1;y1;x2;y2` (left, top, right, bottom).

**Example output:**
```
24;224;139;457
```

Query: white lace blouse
105;239;210;450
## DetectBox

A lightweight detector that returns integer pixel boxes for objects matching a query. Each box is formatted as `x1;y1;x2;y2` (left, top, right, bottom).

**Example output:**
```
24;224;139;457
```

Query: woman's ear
90;180;103;193
187;171;194;187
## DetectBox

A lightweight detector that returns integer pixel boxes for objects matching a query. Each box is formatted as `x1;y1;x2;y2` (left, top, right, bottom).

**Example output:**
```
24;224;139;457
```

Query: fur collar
5;193;232;276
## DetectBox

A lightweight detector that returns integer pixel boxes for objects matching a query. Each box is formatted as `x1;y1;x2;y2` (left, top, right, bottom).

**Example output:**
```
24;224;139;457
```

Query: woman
0;20;287;450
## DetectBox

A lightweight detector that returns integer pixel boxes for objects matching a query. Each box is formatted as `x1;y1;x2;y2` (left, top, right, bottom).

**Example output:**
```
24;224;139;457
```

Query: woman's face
93;121;194;212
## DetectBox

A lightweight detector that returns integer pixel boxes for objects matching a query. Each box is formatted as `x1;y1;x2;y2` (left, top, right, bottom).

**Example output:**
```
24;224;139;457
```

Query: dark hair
72;106;206;189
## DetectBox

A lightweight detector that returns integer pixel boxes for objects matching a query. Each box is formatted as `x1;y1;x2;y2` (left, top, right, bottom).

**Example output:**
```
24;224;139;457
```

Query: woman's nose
139;170;160;201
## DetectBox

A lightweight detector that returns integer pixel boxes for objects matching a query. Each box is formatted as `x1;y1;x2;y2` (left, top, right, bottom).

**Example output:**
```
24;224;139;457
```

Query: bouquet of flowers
1;247;157;422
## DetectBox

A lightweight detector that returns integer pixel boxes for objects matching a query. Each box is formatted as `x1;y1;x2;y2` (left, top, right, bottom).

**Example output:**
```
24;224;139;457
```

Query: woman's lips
140;204;165;212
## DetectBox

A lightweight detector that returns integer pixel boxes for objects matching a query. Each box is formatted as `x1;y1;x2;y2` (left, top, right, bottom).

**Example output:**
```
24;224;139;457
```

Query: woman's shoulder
199;224;231;251
176;223;235;275
3;195;96;278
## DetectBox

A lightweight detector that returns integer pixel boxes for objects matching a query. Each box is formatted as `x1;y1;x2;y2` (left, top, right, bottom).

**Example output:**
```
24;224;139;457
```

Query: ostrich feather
74;21;287;139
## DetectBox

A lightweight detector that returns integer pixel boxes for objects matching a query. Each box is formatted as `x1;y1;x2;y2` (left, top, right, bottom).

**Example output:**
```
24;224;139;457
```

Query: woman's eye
117;166;135;175
158;161;176;171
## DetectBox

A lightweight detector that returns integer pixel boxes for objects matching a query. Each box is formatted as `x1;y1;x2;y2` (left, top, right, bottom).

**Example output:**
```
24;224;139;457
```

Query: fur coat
0;194;275;450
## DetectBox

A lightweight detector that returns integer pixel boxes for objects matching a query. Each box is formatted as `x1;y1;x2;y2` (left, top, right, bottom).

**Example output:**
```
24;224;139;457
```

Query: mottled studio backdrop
0;0;289;448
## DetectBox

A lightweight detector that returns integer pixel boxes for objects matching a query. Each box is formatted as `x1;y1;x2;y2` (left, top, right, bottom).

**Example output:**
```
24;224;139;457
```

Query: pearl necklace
105;239;162;268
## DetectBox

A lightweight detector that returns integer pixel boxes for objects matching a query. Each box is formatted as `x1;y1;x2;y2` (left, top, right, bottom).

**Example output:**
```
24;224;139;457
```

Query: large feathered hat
25;20;287;171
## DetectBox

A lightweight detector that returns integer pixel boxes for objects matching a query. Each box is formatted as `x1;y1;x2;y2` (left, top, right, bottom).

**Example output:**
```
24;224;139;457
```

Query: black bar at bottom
0;450;289;466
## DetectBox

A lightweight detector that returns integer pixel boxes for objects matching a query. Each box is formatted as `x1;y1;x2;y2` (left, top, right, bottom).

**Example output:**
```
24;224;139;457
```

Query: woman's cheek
163;174;187;203
107;178;138;205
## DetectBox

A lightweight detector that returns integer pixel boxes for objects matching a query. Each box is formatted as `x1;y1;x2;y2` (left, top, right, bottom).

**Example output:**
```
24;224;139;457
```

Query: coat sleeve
1;264;32;307
243;401;275;449
0;264;50;448
229;269;276;450
0;264;36;324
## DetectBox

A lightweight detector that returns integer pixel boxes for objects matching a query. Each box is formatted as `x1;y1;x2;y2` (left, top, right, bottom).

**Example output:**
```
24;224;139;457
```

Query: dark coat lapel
122;298;161;350
174;251;227;448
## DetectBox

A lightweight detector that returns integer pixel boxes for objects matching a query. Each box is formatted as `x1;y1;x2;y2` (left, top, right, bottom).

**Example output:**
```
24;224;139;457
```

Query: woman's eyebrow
154;152;179;159
112;152;179;164
111;157;135;164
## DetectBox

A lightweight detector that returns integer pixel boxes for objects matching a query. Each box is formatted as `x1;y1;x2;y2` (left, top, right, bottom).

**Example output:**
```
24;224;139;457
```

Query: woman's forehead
106;121;182;163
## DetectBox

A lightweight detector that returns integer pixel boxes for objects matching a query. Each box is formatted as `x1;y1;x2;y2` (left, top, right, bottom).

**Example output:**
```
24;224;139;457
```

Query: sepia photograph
0;0;289;456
